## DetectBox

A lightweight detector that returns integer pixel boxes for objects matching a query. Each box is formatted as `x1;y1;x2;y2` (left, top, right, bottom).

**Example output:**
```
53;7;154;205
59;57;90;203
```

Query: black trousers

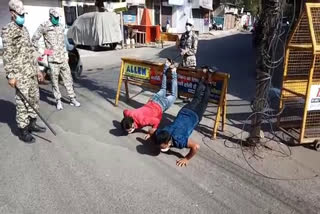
183;80;211;122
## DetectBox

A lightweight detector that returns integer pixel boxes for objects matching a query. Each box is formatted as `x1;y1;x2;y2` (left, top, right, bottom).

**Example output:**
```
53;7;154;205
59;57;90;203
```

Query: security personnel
2;0;46;143
179;18;198;69
32;8;80;110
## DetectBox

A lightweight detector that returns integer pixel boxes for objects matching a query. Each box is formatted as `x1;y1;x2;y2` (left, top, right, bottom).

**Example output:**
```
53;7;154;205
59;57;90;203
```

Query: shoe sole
70;103;81;107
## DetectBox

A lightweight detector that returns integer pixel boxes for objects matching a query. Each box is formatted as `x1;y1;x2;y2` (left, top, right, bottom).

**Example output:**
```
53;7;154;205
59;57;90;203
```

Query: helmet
8;0;25;15
49;8;60;18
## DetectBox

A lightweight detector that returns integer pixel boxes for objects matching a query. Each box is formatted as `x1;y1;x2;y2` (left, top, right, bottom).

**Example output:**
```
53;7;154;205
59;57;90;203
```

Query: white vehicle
67;12;122;50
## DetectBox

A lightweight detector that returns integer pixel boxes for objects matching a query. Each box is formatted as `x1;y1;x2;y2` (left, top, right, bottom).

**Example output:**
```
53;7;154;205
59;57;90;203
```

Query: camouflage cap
8;0;25;15
49;8;59;18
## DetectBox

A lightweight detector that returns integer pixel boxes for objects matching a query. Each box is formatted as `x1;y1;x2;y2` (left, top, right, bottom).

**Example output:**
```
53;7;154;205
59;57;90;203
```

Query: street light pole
120;11;125;48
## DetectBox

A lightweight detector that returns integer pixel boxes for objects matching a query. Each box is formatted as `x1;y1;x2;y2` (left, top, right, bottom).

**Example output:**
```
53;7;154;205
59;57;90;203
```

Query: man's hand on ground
8;78;17;88
144;128;156;140
176;158;189;167
37;72;44;82
144;134;151;140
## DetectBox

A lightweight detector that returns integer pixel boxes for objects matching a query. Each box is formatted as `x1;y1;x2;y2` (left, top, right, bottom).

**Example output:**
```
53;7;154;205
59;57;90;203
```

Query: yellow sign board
124;63;150;79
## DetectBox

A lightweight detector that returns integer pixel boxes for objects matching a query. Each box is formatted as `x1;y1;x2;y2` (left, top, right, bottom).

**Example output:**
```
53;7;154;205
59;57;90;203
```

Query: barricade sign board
307;85;320;111
115;57;230;139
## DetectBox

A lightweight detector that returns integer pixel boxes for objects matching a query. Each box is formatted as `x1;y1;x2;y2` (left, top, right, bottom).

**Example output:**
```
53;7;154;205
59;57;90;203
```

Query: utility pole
120;11;125;48
248;0;284;143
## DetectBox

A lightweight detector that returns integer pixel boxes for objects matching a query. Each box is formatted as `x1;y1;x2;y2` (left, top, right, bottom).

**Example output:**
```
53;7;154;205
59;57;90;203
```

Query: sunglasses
186;23;192;27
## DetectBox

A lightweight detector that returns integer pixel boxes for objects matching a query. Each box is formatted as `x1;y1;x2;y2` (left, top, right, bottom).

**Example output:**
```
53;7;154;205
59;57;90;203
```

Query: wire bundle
201;0;318;180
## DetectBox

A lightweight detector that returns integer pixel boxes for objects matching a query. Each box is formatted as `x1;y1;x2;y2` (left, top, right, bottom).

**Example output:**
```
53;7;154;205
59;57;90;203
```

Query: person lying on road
153;69;214;167
121;59;178;138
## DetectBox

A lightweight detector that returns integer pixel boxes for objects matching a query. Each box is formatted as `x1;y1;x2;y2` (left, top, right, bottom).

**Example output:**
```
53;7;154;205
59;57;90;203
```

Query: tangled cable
202;0;318;180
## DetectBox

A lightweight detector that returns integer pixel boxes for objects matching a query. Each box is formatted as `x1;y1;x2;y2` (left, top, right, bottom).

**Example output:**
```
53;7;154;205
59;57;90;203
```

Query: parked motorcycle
209;20;223;31
37;40;83;82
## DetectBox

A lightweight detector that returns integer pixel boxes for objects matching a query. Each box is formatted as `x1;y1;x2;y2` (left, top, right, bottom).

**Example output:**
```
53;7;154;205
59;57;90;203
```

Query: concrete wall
23;0;64;36
0;1;11;49
171;0;192;33
0;1;11;33
0;0;64;37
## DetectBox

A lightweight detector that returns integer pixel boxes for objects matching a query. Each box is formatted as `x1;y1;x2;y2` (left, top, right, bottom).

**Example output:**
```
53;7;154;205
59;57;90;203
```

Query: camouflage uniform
1;21;40;128
179;31;198;68
32;19;76;101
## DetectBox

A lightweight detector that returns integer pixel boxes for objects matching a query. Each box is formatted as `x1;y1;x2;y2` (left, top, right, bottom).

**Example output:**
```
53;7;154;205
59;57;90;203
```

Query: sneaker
70;98;81;107
57;99;63;110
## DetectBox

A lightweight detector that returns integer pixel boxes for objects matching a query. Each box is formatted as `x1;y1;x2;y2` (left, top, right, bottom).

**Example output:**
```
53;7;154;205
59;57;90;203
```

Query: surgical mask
51;16;59;25
15;14;25;26
186;25;192;32
127;127;135;134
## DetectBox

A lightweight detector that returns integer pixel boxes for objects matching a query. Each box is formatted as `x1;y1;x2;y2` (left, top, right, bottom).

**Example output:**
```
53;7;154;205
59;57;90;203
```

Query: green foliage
230;0;261;15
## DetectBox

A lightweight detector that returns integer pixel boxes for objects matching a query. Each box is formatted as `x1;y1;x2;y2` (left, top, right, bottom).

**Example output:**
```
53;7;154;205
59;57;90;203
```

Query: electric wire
202;0;318;180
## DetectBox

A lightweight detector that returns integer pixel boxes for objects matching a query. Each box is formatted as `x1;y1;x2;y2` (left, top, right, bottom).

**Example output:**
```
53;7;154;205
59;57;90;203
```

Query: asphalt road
0;33;319;214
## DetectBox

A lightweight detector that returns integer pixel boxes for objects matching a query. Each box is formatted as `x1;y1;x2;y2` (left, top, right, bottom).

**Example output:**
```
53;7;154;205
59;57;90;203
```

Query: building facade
0;0;214;48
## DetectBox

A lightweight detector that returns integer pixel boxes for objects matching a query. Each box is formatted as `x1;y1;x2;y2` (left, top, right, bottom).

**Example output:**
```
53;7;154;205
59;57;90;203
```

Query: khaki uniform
179;31;198;68
32;20;75;100
1;21;40;128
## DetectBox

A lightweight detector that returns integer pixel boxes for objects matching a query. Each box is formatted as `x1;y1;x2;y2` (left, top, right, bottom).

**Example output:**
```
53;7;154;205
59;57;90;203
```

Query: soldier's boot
28;118;46;133
70;98;81;107
57;99;63;110
18;127;35;143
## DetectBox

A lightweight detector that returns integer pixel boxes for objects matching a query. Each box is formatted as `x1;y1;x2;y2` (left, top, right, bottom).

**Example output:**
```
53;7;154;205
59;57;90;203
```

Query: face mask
127;127;135;134
186;25;192;32
15;14;25;26
51;16;59;25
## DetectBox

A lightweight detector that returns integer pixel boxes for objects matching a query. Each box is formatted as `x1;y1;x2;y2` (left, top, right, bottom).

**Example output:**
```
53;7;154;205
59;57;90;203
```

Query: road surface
0;32;319;214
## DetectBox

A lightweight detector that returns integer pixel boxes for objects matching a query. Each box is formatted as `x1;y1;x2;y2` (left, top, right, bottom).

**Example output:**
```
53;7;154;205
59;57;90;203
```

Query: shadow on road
0;99;18;136
76;74;117;106
109;120;128;137
39;87;56;106
136;137;160;156
136;136;185;158
39;86;73;106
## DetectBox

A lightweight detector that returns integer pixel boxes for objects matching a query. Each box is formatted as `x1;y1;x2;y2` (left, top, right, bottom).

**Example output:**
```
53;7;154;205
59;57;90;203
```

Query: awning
200;0;213;10
126;0;145;6
168;0;184;6
192;0;213;10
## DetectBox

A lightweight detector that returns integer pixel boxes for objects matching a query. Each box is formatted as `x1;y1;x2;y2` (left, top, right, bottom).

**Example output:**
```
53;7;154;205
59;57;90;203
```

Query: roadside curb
199;29;241;40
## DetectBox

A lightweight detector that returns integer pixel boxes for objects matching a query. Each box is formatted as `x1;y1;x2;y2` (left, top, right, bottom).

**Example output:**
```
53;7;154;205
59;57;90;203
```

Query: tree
243;0;260;15
232;0;261;15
